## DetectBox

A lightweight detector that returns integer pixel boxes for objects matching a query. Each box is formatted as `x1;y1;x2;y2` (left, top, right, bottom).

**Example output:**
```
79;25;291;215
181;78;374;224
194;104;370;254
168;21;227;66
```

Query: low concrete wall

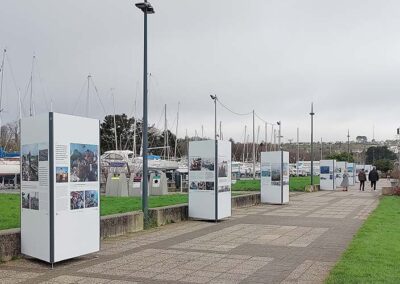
100;211;144;239
0;193;260;261
149;204;189;227
0;228;21;262
232;193;261;208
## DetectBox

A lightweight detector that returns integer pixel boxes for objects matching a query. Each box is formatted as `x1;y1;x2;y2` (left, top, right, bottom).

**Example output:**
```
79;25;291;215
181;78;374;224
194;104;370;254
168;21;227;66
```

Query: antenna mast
29;55;35;117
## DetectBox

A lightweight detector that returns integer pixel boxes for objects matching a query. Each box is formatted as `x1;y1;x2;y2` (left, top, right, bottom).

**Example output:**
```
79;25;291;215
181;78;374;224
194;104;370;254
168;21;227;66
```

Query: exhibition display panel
260;151;289;204
188;140;231;220
347;162;355;186
335;161;347;187
320;160;336;190
21;112;100;264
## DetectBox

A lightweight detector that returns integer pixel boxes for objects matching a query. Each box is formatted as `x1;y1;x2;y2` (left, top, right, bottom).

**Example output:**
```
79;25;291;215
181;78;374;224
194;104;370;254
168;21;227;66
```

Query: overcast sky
1;0;400;143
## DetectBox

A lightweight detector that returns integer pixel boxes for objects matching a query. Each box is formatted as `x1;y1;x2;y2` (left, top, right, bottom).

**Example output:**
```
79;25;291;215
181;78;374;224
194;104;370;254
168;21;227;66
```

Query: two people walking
357;167;379;191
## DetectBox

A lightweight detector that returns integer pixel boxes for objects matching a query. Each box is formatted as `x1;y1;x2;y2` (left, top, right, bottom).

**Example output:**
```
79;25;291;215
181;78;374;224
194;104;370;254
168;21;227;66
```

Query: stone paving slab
0;181;385;284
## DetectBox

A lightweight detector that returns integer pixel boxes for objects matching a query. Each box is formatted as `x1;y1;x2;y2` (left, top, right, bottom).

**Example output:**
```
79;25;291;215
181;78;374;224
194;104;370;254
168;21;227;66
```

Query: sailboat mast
174;102;179;159
111;89;118;150
242;125;247;163
29;55;35;117
133;99;137;158
0;49;6;141
164;104;168;159
86;75;90;117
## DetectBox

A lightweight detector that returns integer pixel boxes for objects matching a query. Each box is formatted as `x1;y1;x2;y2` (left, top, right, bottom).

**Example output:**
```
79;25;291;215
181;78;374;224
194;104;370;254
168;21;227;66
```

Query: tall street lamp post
210;95;218;222
136;0;154;228
310;103;315;186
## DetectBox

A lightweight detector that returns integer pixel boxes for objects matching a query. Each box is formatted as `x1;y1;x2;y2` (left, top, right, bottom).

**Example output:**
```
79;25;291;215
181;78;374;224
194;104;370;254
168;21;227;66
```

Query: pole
252;110;255;179
297;127;299;177
320;137;323;160
243;125;247;162
0;49;6;142
210;95;218;222
310;103;315;186
174;102;179;159
265;122;268;152
278;121;282;149
112;90;118;150
219;121;222;140
29;56;35;117
347;129;350;158
141;4;149;228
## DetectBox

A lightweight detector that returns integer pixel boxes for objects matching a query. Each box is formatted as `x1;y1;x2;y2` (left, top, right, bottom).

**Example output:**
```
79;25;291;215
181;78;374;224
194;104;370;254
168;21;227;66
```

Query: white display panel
320;160;336;190
20;112;100;264
188;140;231;220
260;151;289;204
347;163;355;186
21;113;51;262
52;113;100;262
335;161;347;187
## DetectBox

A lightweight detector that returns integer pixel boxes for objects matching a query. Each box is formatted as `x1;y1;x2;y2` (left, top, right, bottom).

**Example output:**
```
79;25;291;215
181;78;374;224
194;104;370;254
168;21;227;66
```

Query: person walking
358;169;366;191
369;166;379;191
341;170;349;191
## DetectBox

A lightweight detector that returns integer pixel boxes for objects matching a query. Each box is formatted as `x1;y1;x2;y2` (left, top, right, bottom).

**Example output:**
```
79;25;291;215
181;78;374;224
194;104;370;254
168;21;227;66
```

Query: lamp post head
310;102;315;116
210;95;217;101
135;2;155;14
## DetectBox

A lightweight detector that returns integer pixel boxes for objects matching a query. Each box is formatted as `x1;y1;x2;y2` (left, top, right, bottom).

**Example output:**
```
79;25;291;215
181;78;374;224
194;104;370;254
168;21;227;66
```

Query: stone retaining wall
0;193;260;261
0;229;21;262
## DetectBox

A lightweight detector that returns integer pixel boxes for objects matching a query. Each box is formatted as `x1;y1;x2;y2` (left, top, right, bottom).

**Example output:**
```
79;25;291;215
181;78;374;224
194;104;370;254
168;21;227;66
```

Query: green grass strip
232;176;320;192
326;196;400;284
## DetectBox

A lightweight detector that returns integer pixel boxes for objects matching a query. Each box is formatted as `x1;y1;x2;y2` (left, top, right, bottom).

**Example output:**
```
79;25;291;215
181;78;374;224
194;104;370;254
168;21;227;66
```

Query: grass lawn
100;194;188;216
0;191;249;230
232;176;320;192
290;176;320;191
0;194;20;230
326;196;400;283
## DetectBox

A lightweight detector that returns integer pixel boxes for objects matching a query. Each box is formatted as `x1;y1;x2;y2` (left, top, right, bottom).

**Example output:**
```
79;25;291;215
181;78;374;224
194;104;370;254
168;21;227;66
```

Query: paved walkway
0;181;385;284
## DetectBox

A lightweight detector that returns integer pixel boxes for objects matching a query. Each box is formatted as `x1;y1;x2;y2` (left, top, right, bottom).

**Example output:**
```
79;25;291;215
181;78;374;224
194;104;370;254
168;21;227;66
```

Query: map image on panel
70;143;98;182
22;144;39;181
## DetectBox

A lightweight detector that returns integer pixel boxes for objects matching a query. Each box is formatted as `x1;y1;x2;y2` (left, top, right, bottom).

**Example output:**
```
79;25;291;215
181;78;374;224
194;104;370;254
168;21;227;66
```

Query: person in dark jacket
358;169;366;191
368;167;379;191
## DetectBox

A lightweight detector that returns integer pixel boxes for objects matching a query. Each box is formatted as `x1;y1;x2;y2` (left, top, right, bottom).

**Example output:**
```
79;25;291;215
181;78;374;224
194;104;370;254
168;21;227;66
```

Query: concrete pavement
0;181;384;284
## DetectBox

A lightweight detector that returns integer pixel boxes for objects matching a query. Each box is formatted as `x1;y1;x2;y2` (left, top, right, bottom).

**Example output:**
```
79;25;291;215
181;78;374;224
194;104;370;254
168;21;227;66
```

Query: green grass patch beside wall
326;196;400;283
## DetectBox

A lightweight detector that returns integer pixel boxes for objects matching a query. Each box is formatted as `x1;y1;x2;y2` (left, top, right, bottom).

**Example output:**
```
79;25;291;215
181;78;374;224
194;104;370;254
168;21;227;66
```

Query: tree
100;114;177;157
326;152;354;162
374;159;394;173
356;136;367;143
365;146;397;164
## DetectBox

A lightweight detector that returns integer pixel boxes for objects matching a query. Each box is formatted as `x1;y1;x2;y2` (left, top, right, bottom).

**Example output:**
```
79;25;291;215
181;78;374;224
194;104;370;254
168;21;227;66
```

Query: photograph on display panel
39;148;48;161
320;166;330;174
56;167;69;183
202;158;214;171
271;164;281;182
21;144;39;181
85;190;98;208
197;181;206;190
70;143;98;182
189;181;198;190
70;191;85;210
218;160;228;177
218;185;230;192
283;163;289;177
190;157;202;171
21;191;39;210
